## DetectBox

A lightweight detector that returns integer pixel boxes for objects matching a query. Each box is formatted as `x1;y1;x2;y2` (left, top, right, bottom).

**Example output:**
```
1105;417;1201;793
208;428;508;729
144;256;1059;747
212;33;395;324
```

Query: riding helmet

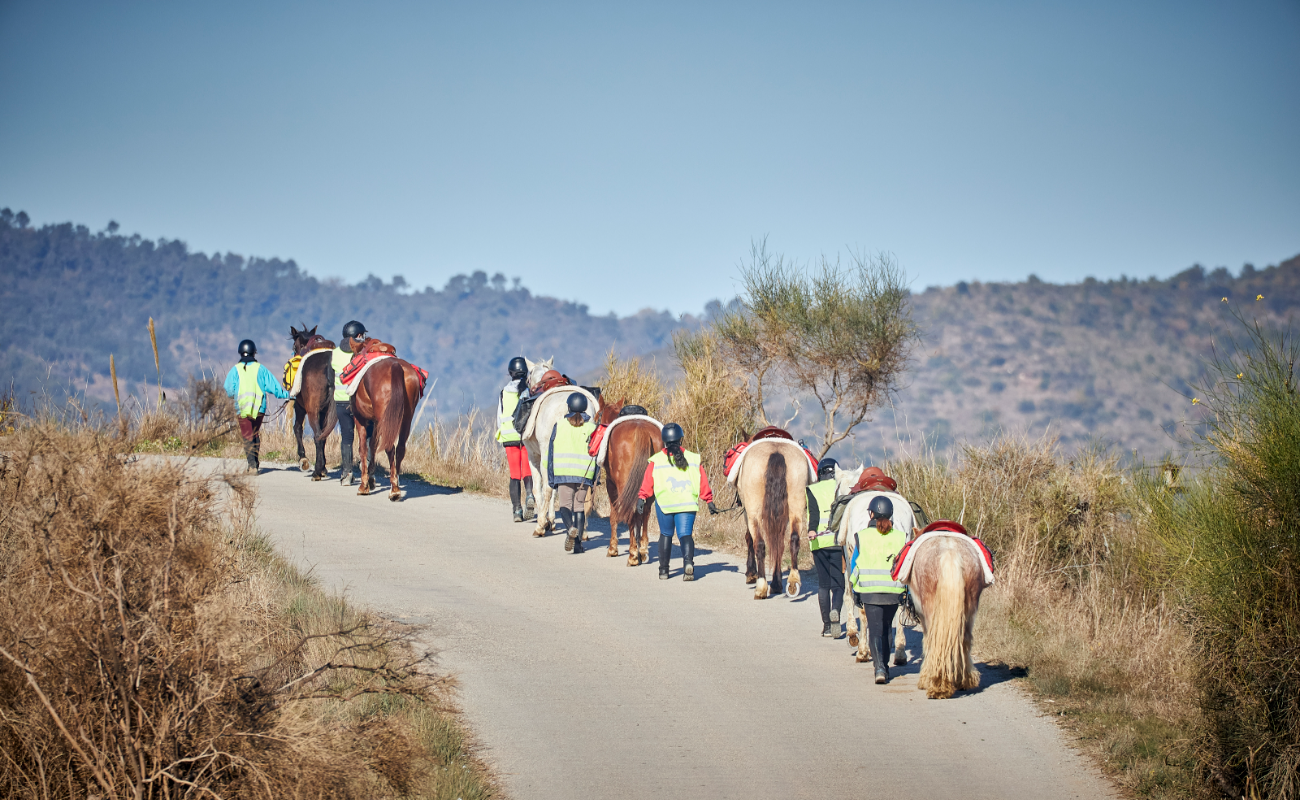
237;339;257;358
868;495;894;520
341;320;368;340
817;457;838;481
508;356;527;380
661;423;685;448
565;392;588;416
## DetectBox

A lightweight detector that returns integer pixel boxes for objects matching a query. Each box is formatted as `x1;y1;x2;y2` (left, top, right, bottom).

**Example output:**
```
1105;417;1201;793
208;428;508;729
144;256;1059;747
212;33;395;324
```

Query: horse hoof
786;580;800;598
848;631;859;648
893;652;908;667
299;458;310;471
607;548;619;558
532;530;546;538
311;474;323;482
389;492;401;502
357;487;369;496
745;576;757;585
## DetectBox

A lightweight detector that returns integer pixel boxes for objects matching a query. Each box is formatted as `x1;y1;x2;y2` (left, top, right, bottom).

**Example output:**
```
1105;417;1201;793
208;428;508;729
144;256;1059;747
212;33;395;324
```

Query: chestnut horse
596;399;661;566
904;527;988;698
288;325;338;480
347;344;422;500
735;440;812;599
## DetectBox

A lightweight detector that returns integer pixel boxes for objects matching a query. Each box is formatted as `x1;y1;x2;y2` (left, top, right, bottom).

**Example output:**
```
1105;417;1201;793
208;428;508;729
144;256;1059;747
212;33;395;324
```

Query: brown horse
596;399;660;565
288;325;338;480
347;343;422;500
735;440;812;599
905;529;987;698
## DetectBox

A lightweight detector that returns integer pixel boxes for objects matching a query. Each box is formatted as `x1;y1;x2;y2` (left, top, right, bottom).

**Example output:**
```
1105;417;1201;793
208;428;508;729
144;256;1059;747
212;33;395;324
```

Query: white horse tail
917;544;980;699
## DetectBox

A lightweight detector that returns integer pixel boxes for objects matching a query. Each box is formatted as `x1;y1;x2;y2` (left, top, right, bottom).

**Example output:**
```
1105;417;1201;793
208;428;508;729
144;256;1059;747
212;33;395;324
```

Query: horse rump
373;361;410;455
613;429;655;520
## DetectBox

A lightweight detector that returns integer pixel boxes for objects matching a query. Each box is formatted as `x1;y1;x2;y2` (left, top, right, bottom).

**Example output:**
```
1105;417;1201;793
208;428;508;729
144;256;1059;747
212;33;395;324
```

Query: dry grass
0;417;496;800
595;348;668;418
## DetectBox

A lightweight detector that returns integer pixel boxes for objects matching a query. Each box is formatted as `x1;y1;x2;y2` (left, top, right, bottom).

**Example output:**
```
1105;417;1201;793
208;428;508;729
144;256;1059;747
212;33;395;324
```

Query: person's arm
259;365;291;400
223;366;239;399
697;464;713;503
638;462;656;500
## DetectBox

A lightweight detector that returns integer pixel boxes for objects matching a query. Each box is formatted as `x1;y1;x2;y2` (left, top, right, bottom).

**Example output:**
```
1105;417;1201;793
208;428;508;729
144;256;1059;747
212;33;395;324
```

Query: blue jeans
655;503;696;540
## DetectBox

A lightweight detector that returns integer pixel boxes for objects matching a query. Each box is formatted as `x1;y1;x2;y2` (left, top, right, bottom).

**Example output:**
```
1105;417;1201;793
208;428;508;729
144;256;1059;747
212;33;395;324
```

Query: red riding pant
238;414;264;442
504;443;530;479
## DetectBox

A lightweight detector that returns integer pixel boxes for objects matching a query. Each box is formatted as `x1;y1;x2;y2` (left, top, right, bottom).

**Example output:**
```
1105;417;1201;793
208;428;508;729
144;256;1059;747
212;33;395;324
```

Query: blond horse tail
918;546;980;699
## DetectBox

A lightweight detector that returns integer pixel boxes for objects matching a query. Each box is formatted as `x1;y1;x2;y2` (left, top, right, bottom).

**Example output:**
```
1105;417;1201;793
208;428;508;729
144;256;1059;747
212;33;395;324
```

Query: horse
347;341;422;501
904;529;987;699
833;464;917;666
596;398;660;565
288;325;338;480
520;357;601;537
735;440;811;599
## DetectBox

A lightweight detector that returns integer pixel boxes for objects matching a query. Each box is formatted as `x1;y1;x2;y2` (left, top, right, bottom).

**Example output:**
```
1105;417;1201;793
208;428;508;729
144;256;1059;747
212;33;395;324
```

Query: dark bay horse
348;341;422;500
597;399;660;566
288;325;338;480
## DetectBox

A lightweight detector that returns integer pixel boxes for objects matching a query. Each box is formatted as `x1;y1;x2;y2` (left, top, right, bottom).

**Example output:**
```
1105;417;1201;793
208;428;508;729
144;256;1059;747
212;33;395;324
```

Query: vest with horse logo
649;450;702;514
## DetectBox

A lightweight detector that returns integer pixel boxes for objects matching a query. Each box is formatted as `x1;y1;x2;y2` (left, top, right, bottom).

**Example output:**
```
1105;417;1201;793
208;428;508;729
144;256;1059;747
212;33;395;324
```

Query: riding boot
509;479;523;522
572;512;586;554
560;508;576;552
339;442;355;486
523;476;536;519
658;535;672;579
869;622;890;684
681;535;695;581
243;440;258;474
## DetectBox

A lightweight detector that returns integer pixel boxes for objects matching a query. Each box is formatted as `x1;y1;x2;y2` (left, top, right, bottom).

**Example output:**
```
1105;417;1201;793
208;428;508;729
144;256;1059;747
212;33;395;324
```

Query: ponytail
666;443;688;470
876;518;893;535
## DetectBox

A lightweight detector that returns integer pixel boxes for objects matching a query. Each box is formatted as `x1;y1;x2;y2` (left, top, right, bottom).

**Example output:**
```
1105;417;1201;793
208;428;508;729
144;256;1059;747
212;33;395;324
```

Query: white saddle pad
522;386;601;440
895;531;995;587
725;438;815;484
596;414;663;465
343;354;393;398
288;348;333;399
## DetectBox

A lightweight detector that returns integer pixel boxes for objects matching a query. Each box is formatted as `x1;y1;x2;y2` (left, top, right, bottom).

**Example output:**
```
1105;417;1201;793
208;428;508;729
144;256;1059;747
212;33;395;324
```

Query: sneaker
683;564;694;581
659;571;669;581
874;668;889;685
513;507;524;523
564;532;576;552
829;608;840;624
822;622;835;637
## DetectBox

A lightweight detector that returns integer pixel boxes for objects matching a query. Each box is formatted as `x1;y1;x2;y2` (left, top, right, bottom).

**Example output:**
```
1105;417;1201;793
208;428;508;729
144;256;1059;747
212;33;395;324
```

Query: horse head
834;463;865;498
289;324;321;355
597;397;626;424
525;357;553;389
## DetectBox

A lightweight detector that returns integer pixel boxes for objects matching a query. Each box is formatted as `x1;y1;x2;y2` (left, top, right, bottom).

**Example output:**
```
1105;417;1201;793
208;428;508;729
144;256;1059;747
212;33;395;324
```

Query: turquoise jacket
223;360;291;416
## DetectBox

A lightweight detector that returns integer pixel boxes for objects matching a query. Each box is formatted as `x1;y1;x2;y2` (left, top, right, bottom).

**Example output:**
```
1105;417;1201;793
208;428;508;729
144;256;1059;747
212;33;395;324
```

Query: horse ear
544;357;554;369
309;325;317;335
290;325;299;336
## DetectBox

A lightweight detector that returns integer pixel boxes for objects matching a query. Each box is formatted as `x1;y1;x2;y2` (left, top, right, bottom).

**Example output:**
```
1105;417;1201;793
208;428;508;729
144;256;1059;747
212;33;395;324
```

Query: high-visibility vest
234;362;265;419
648;450;702;514
806;478;839;550
850;525;906;595
331;347;353;402
549;420;597;481
497;388;522;444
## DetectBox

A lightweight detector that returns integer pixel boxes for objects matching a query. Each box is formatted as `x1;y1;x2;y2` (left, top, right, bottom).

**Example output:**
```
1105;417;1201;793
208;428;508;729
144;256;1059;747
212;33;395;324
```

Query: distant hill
0;210;696;413
2;208;1295;462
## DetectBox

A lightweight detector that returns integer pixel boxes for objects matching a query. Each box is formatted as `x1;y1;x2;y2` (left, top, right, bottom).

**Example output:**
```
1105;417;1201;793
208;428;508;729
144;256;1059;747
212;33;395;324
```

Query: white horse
521;358;601;537
833;465;920;667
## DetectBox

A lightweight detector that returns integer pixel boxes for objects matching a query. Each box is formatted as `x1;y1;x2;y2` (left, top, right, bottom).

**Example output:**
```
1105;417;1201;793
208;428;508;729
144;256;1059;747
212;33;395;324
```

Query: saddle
851;467;898;494
530;369;572;395
358;338;398;356
618;404;648;417
303;335;335;352
751;425;794;441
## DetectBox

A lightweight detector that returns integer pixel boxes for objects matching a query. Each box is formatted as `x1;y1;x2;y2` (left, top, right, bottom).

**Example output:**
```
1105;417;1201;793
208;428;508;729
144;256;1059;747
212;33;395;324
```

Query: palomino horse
520;358;601;537
596;399;660;565
904;524;987;699
833;464;918;666
347;344;422;501
736;440;811;599
288;325;337;480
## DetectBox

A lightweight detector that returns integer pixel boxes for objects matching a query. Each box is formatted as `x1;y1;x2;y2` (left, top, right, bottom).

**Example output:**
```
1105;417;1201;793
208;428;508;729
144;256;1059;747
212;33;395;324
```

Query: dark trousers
862;602;899;665
336;399;355;450
812;547;845;625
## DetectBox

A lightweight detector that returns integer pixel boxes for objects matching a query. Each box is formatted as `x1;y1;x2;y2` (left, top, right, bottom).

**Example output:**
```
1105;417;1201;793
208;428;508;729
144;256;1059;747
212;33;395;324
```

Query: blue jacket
224;360;291;416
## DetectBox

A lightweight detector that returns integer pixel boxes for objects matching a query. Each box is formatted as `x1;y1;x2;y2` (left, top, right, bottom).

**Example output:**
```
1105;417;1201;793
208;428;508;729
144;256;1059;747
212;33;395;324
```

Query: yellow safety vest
549;420;597;481
648;450;702;514
850;525;906;595
331;347;353;402
806;479;839;550
234;362;264;419
497;387;522;444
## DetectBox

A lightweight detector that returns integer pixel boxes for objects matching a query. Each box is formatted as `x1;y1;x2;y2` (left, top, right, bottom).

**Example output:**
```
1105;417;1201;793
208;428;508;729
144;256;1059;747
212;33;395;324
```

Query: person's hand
636;498;646;516
707;501;719;515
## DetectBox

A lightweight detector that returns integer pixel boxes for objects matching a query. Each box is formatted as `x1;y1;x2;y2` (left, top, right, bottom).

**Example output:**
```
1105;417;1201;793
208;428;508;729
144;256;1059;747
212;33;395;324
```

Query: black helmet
661;423;684;447
508;356;527;380
237;339;257;358
817;457;838;481
566;392;588;416
341;320;367;340
868;495;894;520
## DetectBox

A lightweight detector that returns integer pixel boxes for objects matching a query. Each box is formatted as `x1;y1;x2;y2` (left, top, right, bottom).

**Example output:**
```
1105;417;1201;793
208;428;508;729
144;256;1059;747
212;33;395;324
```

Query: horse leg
355;419;370;495
533;484;555;537
312;419;328;481
786;528;802;598
893;612;909;666
770;533;785;597
609;513;621;559
388;444;401;501
744;529;758;584
638;509;650;563
754;537;769;599
855;606;872;662
294;405;309;471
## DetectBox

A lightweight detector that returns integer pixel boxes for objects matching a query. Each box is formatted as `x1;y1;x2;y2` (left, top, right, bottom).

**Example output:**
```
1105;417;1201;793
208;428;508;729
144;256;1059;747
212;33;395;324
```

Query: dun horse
736;441;812;599
904;524;987;699
288;325;337;480
347;342;422;500
596;399;660;566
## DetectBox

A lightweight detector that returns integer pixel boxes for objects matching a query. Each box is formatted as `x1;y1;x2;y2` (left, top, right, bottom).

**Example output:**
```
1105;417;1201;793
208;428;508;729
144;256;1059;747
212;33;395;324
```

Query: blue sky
2;0;1297;315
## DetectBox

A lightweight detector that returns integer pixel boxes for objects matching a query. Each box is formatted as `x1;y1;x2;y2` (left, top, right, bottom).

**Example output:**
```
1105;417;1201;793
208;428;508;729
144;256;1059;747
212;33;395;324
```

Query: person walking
497;356;536;522
806;457;845;638
635;423;717;581
223;339;291;474
331;320;367;486
546;392;597;554
848;495;906;684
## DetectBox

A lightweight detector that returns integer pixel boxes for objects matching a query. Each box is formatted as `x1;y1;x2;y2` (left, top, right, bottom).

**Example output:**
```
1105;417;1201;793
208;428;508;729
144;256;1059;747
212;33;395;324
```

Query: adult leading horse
288;325;337;480
347;342;423;500
596;399;661;565
735;439;813;599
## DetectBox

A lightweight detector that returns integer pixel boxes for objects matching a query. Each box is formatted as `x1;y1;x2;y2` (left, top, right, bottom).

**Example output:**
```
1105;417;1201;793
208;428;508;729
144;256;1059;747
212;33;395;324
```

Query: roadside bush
596;348;667;418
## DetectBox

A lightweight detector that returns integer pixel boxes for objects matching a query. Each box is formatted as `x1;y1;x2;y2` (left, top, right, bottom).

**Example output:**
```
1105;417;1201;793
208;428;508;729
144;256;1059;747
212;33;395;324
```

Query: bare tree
715;240;919;458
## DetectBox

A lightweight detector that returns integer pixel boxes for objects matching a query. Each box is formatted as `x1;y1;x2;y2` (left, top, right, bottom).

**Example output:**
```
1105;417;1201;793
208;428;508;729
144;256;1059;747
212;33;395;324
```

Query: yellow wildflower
1222;297;1228;302
1237;373;1244;379
1257;294;1264;301
1192;398;1200;405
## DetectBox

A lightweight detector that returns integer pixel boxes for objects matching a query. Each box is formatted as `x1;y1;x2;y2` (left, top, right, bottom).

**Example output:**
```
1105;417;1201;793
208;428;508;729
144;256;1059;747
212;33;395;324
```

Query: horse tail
919;544;981;699
761;451;788;546
316;393;338;443
374;363;407;455
614;428;655;520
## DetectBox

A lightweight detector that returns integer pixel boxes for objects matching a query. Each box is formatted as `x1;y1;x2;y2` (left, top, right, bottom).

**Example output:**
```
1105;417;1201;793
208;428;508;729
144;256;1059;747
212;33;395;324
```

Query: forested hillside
2;208;1296;461
0;210;694;413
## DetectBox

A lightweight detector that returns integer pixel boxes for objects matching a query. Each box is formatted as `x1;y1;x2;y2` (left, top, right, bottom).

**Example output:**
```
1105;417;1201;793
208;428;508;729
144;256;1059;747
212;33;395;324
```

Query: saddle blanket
892;531;995;587
724;437;817;484
594;414;663;464
521;385;601;440
342;354;392;398
287;348;333;399
840;490;918;545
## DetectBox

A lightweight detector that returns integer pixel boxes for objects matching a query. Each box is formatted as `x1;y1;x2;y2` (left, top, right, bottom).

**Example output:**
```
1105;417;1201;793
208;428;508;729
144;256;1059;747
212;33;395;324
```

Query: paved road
242;462;1117;800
